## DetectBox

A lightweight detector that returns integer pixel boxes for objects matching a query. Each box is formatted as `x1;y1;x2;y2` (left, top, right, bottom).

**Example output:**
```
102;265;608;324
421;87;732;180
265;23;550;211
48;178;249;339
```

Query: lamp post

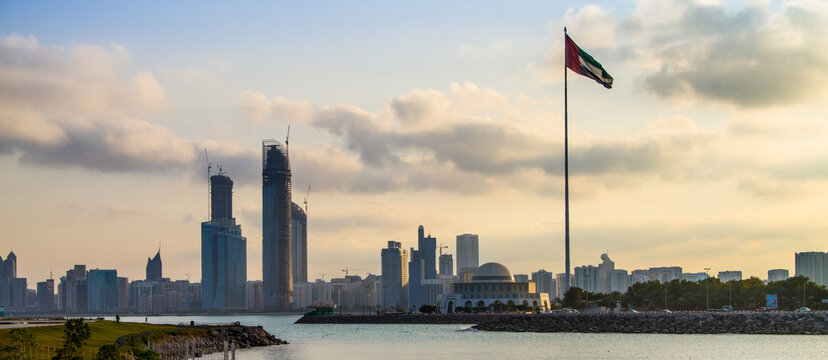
704;268;711;311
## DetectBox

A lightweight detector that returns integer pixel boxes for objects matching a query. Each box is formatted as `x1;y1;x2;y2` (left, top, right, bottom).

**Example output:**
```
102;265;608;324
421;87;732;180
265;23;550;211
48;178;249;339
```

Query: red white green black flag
565;34;613;89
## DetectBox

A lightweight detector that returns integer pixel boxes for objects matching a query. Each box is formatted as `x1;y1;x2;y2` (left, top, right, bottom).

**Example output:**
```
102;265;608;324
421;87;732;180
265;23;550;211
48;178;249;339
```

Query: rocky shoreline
117;324;287;357
296;312;828;335
473;312;828;334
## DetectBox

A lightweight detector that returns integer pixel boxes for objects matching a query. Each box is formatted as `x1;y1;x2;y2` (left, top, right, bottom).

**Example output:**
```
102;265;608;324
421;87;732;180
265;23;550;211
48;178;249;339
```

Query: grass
0;320;196;358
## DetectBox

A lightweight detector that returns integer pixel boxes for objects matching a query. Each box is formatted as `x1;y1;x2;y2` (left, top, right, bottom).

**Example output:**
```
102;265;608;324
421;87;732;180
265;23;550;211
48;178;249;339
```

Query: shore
296;312;828;334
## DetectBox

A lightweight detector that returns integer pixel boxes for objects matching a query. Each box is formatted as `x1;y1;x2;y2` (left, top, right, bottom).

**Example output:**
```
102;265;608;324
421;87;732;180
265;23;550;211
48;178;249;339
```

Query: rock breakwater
117;324;287;357
473;312;828;334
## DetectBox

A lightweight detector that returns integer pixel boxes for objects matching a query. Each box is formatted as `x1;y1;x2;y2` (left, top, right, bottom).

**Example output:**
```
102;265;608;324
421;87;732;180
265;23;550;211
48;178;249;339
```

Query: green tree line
562;276;827;311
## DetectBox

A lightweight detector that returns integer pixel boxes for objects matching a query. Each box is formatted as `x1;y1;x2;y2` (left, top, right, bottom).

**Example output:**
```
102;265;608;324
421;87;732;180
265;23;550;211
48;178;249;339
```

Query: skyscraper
597;253;615;293
37;279;55;312
87;269;117;312
439;254;453;276
795;251;827;287
422;235;437;279
456;234;479;278
291;202;308;284
262;139;292;310
0;251;16;279
202;173;247;310
381;241;408;310
408;248;422;311
145;250;162;281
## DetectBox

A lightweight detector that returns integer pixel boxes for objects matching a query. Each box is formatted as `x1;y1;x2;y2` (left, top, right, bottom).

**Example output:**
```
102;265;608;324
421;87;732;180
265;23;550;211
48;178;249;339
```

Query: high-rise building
58;265;87;313
768;269;789;282
262;139;292;310
439;254;453;276
202;173;247;310
210;172;233;221
795;252;827;287
37;279;55;312
381;241;408;310
408;249;423;311
0;251;17;280
717;270;742;283
555;273;569;299
598;254;615;293
532;270;556;300
87;269;117;312
146;250;162;281
606;269;630;293
648;267;683;283
422;235;437;279
574;265;599;292
116;277;129;309
291;202;308;283
456;234;479;276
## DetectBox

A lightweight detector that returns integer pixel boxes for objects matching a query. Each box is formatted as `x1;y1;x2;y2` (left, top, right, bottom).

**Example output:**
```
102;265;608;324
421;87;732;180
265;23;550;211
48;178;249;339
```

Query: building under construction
291;202;307;283
262;139;292;310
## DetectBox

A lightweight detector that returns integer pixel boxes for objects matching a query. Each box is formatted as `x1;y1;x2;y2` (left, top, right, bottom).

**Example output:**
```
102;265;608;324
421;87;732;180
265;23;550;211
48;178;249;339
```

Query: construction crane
438;243;449;256
303;185;311;214
315;273;326;281
342;268;366;277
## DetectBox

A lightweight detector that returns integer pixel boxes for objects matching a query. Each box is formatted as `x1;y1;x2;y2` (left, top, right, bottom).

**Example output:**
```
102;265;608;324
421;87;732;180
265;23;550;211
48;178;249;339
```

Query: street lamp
704;268;711;311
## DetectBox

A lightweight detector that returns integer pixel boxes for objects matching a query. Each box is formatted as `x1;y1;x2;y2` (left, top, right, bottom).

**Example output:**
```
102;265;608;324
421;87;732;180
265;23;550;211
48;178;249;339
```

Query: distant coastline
296;312;828;335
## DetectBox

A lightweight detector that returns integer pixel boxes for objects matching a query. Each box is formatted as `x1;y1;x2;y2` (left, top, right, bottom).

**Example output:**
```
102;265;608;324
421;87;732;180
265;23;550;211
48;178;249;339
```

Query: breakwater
474;312;828;334
117;324;287;357
296;312;828;335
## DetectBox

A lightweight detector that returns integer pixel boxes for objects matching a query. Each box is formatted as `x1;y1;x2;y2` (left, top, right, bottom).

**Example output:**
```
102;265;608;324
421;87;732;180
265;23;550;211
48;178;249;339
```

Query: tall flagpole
563;27;571;293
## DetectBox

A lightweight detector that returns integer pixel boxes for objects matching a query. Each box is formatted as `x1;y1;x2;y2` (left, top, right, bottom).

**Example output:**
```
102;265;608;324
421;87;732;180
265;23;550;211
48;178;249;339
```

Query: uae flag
565;34;613;89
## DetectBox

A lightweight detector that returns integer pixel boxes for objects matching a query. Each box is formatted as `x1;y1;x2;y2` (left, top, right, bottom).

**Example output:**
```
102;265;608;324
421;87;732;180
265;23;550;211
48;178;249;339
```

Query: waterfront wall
296;312;828;335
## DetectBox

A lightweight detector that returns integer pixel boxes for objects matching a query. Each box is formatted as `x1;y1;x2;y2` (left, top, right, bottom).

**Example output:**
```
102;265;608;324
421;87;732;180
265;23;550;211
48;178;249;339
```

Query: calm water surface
118;315;827;359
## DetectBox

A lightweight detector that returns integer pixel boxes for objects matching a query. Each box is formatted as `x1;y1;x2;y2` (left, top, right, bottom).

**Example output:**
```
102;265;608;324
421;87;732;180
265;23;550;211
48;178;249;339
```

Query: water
117;315;828;359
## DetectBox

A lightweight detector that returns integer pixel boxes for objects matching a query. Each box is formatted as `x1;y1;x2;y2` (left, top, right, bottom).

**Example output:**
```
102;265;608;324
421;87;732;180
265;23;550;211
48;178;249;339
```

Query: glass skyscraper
201;173;247;310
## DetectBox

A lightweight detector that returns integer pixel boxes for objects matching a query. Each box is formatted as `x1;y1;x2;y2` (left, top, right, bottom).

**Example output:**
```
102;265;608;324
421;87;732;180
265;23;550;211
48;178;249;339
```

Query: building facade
456;234;479;277
768;269;789;282
36;279;55;312
291;202;308;284
146;250;162;281
87;269;117;313
381;241;408;310
795;252;827;287
439;254;453;276
717;270;742;283
202;173;247;310
439;262;550;313
262;140;292;310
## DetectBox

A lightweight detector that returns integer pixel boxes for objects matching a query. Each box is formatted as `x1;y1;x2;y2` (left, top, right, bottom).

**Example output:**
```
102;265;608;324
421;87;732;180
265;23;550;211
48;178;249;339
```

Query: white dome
471;262;514;283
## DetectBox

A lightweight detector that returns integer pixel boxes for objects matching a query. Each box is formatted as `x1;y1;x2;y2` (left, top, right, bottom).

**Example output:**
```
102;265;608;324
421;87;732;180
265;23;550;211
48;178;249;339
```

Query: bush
95;344;122;360
52;318;91;360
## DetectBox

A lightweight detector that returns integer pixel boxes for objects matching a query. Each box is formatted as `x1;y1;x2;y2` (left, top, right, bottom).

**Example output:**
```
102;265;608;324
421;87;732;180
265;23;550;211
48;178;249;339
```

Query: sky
2;0;827;285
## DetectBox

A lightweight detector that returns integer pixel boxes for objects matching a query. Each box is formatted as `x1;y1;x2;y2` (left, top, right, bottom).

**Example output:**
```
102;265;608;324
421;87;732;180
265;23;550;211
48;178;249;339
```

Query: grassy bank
0;320;193;356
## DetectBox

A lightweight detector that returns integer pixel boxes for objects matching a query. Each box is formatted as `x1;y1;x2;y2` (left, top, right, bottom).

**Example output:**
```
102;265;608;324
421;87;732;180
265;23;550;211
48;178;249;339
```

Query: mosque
438;262;550;313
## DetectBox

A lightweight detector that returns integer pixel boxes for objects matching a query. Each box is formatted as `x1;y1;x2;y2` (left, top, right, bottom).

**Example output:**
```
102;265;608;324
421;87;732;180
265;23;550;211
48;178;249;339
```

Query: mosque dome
471;262;514;283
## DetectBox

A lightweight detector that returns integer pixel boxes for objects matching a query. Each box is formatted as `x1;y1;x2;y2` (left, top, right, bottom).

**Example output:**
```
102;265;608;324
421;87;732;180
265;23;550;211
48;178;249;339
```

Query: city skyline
2;1;828;283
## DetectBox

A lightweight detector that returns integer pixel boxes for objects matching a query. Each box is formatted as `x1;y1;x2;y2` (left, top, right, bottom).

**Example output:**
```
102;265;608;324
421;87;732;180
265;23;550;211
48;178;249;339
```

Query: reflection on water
116;315;827;360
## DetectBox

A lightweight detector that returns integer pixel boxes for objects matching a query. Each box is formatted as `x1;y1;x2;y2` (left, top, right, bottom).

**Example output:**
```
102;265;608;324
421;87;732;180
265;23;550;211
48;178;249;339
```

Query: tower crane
303;185;311;214
204;149;211;219
342;268;366;277
438;243;449;256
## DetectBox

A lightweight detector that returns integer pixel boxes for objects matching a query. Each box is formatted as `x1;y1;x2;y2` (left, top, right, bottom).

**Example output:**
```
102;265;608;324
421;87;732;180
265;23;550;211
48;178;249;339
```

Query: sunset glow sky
2;0;827;284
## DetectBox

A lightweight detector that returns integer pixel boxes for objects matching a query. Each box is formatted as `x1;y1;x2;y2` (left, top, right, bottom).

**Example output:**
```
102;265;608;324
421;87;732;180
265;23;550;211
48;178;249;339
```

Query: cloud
632;1;828;107
0;35;258;184
237;91;312;124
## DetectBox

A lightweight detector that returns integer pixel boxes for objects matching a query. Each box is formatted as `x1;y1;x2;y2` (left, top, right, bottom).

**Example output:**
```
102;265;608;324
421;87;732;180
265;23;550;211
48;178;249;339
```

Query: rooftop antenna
204;149;212;220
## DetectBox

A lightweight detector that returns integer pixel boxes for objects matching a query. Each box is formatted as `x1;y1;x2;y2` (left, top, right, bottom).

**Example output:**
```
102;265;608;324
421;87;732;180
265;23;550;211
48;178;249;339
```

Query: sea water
118;315;828;359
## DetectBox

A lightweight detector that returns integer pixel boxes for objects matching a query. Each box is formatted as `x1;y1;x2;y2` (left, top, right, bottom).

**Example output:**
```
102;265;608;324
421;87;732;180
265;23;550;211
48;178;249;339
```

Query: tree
52;318;91;360
0;328;37;360
95;344;122;360
130;349;159;360
562;287;584;309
